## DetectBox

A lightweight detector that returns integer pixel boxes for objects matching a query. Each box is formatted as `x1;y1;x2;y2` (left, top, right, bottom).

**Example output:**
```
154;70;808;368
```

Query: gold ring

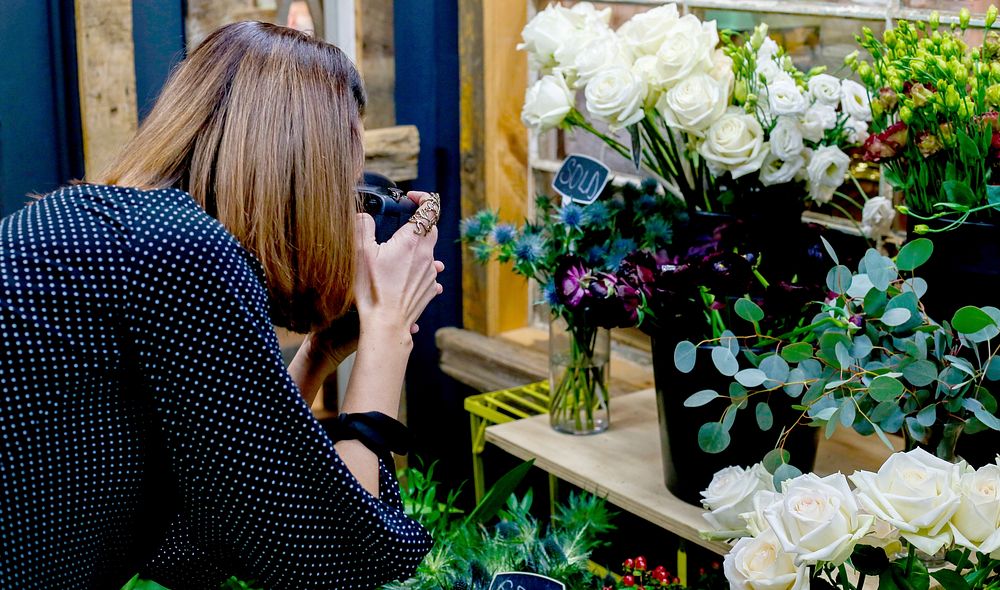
409;192;441;236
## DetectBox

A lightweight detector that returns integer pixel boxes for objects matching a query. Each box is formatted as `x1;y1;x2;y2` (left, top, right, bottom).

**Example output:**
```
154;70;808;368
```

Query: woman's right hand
352;192;444;343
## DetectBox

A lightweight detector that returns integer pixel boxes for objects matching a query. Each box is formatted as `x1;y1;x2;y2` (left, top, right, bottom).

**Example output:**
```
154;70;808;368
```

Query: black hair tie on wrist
320;412;413;460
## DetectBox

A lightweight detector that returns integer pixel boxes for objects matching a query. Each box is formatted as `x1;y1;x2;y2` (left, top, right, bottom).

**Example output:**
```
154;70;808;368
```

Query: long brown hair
99;21;366;332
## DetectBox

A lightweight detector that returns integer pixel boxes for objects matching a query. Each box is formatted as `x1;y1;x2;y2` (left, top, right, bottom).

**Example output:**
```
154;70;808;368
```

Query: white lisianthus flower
699;107;770;179
850;448;963;556
617;4;680;57
651;15;718;89
806;145;851;204
770;117;805;161
584;66;646;131
860;196;895;238
518;4;578;71
800;103;838;142
701;464;775;533
521;73;575;132
760;152;806;187
766;79;808;117
570;31;633;89
763;473;876;566
757;37;780;63
724;529;809;590
657;73;729;137
844;117;870;145
950;463;1000;555
808;74;843;108
842;79;873;122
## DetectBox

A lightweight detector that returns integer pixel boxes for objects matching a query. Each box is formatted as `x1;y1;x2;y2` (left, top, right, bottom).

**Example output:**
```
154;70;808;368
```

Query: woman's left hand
305;312;362;376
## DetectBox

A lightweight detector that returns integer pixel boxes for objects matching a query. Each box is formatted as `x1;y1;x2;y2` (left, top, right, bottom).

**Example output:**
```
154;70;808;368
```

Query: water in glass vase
548;316;611;435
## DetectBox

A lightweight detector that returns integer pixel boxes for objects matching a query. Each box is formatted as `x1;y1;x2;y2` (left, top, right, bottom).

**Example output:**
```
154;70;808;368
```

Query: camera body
359;171;417;243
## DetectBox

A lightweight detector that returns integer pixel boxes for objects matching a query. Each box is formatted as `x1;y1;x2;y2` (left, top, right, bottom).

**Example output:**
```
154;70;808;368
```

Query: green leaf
784;368;806;397
987;357;1000;381
931;570;972;590
896;238;934;272
756;402;774;431
465;459;534;526
684;389;720;408
698;422;731;453
943;179;978;206
903;360;938;387
835;341;852;370
852;335;874;360
721;329;739;356
864;288;889;316
916;404;937;427
840;398;857;427
712;346;739;377
760;355;790;383
872;422;894;450
952;306;998;335
735;368;768;387
762;448;791;472
958;130;982;160
870;375;905;402
772;463;802;489
820;235;839;265
735;298;765;323
780;342;814;363
963;398;1000;430
826;265;854;295
674;340;697;373
988;184;1000;207
862;249;897;291
881;308;911;327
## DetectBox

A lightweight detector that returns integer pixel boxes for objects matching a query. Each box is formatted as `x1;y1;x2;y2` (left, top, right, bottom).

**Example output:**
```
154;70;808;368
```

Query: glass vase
548;316;611;435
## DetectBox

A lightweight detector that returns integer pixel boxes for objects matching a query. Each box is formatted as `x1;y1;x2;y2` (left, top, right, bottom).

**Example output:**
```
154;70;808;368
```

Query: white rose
518;5;577;71
584;66;646;131
651;15;718;89
770;117;804;160
950;463;1000;555
553;23;616;79
842;79;873;122
699;107;769;179
844;117;870;145
657;73;728;137
760;151;806;187
709;49;736;94
766;79;807;117
860;196;895;238
808;74;842;108
632;55;662;106
724;529;809;590
522;73;575;131
618;4;680;57
763;473;875;566
565;1;612;26
701;464;775;533
800;103;838;143
850;448;963;556
570;32;633;89
858;514;904;556
806;145;851;204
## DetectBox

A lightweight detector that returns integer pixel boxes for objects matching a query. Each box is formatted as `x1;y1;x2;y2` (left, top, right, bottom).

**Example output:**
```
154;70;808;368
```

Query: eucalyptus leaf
901;277;929;300
903;360;938;387
961;305;1000;343
773;463;802;490
722;404;739;431
712;346;739;377
756;402;774;431
840;398;857;427
963;398;1000;430
916;404;937;427
684;389;720;408
835;341;852;370
735;298;765;323
881;308;911;327
780;342;814;363
896;238;934;272
847;273;874;300
862;249;897;291
784;368;806;397
864;288;889;316
699;422;731;453
674;340;697;373
762;448;791;472
872;422;894;450
906;417;928;445
826;265;853;295
760;355;790;383
820;235;839;265
870;375;905;402
814;407;837;421
987;357;1000;381
735;368;768;387
721;330;739;356
852;335;873;360
951;306;997;335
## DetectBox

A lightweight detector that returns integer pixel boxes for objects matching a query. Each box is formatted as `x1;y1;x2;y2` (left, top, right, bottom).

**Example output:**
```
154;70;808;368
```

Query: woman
0;21;440;589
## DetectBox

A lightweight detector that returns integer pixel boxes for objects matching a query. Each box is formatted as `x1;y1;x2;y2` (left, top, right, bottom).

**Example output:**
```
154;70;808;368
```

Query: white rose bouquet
705;449;1000;590
519;7;874;216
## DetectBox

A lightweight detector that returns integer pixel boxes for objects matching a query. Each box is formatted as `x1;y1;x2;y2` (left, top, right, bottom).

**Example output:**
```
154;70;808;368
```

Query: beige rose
701;464;775;533
521;73;575;132
724;529;809;590
656;73;728;137
699;107;769;179
950;463;1000;554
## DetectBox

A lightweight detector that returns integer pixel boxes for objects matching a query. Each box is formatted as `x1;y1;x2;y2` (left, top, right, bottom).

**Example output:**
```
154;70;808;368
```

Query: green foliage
399;459;465;540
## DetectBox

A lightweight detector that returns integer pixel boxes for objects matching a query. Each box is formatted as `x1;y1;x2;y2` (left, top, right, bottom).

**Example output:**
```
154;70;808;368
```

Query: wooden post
459;0;530;336
74;0;139;177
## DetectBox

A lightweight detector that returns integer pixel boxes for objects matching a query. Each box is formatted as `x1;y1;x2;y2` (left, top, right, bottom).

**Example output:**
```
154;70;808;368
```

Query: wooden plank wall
459;0;531;336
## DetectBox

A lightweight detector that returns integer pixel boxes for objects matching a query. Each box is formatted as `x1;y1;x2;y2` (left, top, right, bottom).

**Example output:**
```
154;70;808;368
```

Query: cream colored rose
701;464;775;533
950;463;1000;554
709;49;735;94
800;103;838;143
650;15;718;89
724;529;809;590
806;145;851;204
763;473;875;566
518;5;577;71
522;73;575;131
584;66;646;131
842;79;873;122
861;196;895;238
770;117;804;161
699;107;769;179
759;152;806;187
850;448;963;555
632;55;662;106
808;74;842;108
766;79;807;117
563;1;612;27
857;513;904;557
657;73;728;137
617;4;680;57
570;32;633;89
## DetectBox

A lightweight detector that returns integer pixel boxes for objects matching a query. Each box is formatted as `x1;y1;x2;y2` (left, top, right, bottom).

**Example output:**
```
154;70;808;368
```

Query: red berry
673;578;680;585
624;558;635;570
622;575;636;587
653;566;666;574
635;556;647;571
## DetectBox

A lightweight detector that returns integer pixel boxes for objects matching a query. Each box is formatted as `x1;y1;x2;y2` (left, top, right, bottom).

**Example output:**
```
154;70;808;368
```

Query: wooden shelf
485;388;901;555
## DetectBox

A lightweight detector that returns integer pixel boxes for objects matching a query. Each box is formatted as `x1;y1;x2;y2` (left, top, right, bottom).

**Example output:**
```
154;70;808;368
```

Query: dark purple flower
556;257;590;309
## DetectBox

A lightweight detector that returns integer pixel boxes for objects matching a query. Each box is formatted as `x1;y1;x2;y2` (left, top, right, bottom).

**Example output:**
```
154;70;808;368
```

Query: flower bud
734;79;748;103
862;26;875;43
989;5;999;28
946;85;962;111
960;7;971;30
914;223;930;234
992;61;1000;80
845;50;860;69
858;61;875;86
896;204;910;215
930;11;941;30
884;29;897;48
900;105;914;124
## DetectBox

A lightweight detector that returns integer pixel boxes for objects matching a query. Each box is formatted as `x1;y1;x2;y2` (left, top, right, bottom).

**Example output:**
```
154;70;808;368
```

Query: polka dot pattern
0;184;432;589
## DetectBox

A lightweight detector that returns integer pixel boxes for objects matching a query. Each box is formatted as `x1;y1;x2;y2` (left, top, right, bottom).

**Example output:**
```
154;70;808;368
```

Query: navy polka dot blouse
0;184;432;589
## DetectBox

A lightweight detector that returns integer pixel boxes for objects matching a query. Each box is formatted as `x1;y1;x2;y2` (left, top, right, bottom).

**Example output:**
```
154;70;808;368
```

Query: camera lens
363;194;383;215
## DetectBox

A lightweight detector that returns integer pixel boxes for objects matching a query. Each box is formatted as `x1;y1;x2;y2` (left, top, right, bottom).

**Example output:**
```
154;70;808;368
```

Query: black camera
358;171;418;243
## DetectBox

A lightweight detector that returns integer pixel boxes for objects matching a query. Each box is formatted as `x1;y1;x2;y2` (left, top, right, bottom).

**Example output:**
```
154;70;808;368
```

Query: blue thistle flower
542;280;560;307
460;216;483;240
513;233;545;265
491;223;517;246
585;245;608;266
558;203;584;230
581;202;610;227
636;193;658;212
470;243;494;264
606;238;637;270
643;217;673;246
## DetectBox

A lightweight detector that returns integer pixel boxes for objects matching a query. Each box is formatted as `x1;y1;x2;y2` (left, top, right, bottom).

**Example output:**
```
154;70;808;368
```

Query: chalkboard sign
551;154;612;205
488;572;566;590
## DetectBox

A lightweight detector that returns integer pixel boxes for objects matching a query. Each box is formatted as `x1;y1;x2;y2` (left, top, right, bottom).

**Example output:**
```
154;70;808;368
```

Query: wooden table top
485;388;902;555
